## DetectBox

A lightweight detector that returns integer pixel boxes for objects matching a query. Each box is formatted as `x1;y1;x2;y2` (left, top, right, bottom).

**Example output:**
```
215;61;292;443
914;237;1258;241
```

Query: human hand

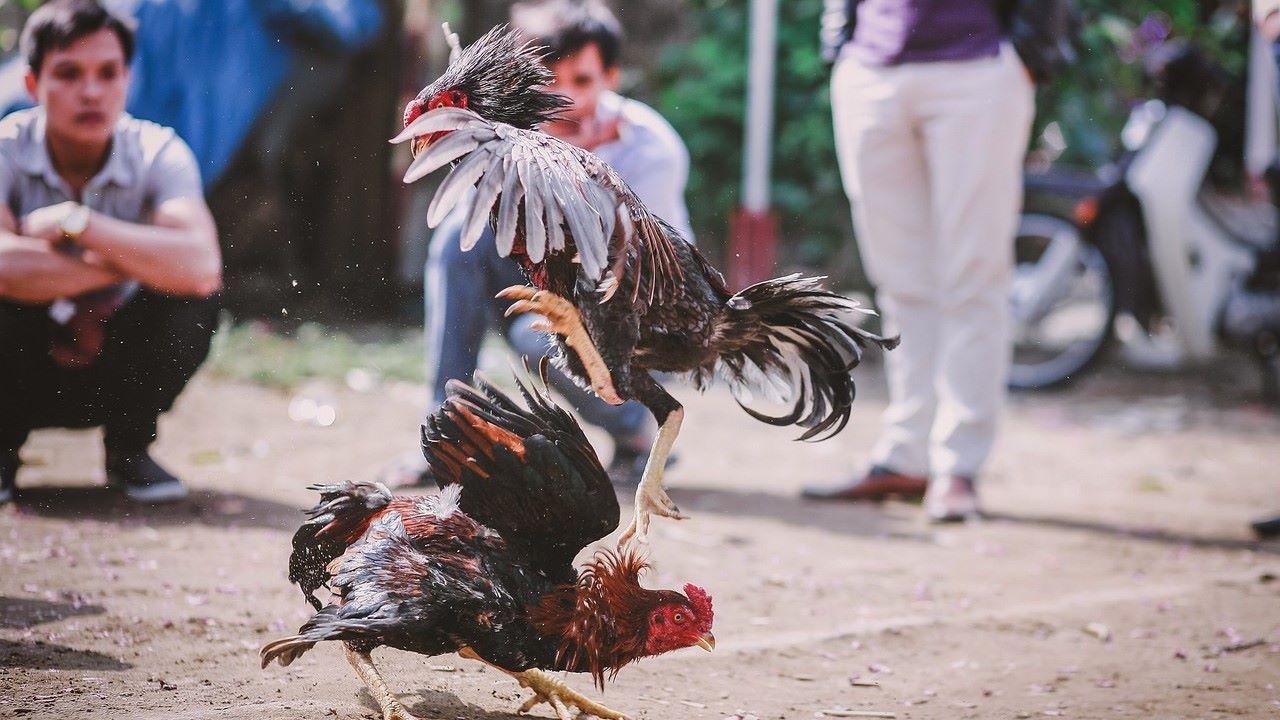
20;201;80;243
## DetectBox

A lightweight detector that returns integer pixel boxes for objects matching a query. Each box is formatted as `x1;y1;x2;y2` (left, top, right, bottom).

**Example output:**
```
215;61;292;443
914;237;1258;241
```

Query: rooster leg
618;406;686;547
497;285;623;405
458;648;630;720
345;645;420;720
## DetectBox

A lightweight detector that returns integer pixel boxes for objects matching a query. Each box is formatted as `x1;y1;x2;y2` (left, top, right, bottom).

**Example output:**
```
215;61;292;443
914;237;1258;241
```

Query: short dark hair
21;0;135;75
512;0;624;69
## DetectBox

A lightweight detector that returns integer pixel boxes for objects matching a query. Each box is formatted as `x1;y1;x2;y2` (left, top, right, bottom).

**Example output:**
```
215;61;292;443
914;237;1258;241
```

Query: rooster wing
422;369;619;576
394;107;686;309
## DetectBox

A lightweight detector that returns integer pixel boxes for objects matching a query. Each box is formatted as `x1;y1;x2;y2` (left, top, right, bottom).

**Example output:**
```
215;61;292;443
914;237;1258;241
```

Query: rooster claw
496;285;624;405
513;668;631;720
618;487;687;548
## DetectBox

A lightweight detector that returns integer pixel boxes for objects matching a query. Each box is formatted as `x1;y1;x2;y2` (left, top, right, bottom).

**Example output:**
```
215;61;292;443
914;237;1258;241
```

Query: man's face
25;29;129;149
544;43;619;123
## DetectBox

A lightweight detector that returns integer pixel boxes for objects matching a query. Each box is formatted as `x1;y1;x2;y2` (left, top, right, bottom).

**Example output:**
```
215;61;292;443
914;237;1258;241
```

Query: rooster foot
497;285;623;405
618;407;687;547
344;646;421;720
512;668;632;720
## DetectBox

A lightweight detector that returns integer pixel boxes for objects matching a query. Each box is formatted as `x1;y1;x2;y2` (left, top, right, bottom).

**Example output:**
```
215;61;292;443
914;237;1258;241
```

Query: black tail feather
711;274;897;441
260;605;384;669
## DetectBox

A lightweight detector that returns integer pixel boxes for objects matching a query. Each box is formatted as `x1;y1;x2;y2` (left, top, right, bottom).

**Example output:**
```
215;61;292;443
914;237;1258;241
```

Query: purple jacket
820;0;1075;83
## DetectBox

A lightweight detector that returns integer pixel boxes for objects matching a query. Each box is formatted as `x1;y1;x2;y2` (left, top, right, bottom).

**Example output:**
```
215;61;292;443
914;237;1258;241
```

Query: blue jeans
423;213;651;443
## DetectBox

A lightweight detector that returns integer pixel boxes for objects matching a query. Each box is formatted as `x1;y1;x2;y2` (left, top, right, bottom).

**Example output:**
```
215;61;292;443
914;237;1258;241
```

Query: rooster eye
673;612;685;623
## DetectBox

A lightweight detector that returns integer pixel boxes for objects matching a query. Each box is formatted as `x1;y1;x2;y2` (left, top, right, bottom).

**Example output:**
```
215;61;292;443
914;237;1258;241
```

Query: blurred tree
1042;0;1248;170
0;0;36;57
652;0;860;285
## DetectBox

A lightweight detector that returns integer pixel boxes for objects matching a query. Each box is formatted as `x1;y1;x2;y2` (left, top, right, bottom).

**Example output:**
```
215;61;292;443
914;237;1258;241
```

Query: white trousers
831;46;1035;478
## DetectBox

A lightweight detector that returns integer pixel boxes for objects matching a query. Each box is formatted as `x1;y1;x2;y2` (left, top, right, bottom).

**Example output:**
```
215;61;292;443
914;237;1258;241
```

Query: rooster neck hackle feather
527;546;661;688
414;25;570;130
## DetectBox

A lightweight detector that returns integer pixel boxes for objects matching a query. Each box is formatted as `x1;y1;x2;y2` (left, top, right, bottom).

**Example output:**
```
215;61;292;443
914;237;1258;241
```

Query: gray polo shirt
0;107;202;225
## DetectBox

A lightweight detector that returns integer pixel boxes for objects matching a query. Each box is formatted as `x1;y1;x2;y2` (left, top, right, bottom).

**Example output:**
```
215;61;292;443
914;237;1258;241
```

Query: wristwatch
59;203;91;242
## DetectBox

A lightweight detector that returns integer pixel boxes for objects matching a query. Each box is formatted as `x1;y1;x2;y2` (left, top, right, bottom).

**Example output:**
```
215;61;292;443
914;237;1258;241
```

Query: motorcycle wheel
1009;212;1117;390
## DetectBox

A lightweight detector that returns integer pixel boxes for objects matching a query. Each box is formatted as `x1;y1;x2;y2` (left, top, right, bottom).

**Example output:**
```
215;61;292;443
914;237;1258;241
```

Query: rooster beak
696;633;715;652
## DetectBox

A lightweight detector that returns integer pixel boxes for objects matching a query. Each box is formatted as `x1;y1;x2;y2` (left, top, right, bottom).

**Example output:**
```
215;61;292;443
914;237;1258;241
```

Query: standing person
1249;0;1280;539
0;0;221;505
394;0;694;486
803;0;1071;521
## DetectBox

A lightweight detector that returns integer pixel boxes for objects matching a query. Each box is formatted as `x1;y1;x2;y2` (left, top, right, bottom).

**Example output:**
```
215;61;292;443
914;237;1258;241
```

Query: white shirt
587;91;695;243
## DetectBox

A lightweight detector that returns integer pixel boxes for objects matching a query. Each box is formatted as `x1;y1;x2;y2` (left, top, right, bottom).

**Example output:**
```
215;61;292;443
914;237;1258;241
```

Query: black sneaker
0;452;17;506
105;451;188;503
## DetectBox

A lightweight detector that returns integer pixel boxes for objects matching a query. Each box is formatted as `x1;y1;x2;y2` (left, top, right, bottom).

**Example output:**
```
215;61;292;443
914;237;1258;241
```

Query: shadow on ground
358;686;526;720
665;485;933;542
0;638;131;671
985;510;1280;556
0;596;105;630
10;487;303;531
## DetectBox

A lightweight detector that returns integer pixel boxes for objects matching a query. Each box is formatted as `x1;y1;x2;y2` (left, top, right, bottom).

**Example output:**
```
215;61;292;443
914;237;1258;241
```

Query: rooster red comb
683;583;713;632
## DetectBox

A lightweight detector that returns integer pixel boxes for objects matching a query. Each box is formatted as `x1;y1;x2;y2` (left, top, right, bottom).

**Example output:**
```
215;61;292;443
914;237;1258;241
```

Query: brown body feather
272;377;712;684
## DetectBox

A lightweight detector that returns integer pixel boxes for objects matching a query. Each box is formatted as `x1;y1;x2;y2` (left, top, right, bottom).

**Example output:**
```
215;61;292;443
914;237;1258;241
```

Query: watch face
61;205;89;237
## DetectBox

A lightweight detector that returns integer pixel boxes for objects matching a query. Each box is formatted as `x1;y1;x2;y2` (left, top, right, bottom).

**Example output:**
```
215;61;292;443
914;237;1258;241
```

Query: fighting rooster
393;27;896;544
262;373;714;720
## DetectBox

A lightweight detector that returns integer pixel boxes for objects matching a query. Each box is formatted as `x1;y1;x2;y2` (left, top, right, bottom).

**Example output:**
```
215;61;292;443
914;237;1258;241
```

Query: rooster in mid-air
261;373;715;720
393;27;897;545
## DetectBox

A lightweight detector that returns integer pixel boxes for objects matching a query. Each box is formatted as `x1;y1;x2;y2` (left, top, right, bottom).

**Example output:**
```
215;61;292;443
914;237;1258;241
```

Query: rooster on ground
261;371;714;720
392;26;897;545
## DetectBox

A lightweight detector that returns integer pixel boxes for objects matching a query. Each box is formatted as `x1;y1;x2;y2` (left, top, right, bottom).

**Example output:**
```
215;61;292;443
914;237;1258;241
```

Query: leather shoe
802;465;928;502
924;475;980;522
1251;514;1280;539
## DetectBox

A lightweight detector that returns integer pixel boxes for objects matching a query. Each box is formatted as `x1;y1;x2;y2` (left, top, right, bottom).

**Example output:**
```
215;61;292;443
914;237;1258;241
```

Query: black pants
0;290;219;457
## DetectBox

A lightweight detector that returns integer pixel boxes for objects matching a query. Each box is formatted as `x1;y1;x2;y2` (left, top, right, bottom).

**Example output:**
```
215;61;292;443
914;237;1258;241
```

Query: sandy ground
2;356;1279;720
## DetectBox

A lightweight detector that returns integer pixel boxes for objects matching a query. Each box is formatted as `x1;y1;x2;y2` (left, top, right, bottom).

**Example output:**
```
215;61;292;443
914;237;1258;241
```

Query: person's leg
830;55;938;481
0;301;49;500
424;211;502;412
917;48;1034;513
96;290;220;501
506;312;653;444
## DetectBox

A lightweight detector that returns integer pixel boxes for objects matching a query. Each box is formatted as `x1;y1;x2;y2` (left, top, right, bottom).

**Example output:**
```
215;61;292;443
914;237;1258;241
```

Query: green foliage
1043;0;1247;169
651;0;1250;278
652;0;853;273
0;0;40;55
206;319;424;390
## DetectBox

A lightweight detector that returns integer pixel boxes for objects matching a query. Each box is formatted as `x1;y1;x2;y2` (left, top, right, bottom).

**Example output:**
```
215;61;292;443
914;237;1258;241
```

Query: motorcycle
1010;39;1280;399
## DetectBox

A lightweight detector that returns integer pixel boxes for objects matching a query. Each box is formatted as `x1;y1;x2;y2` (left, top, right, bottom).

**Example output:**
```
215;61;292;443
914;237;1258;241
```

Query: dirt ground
2;356;1279;720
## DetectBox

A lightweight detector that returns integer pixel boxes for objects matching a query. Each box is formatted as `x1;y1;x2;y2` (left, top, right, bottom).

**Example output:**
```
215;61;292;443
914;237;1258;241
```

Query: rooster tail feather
260;605;366;669
288;481;395;610
259;634;317;669
713;274;897;441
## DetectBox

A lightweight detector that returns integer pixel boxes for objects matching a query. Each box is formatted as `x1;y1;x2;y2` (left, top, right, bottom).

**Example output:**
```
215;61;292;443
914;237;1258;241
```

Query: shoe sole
107;472;188;504
123;482;189;504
